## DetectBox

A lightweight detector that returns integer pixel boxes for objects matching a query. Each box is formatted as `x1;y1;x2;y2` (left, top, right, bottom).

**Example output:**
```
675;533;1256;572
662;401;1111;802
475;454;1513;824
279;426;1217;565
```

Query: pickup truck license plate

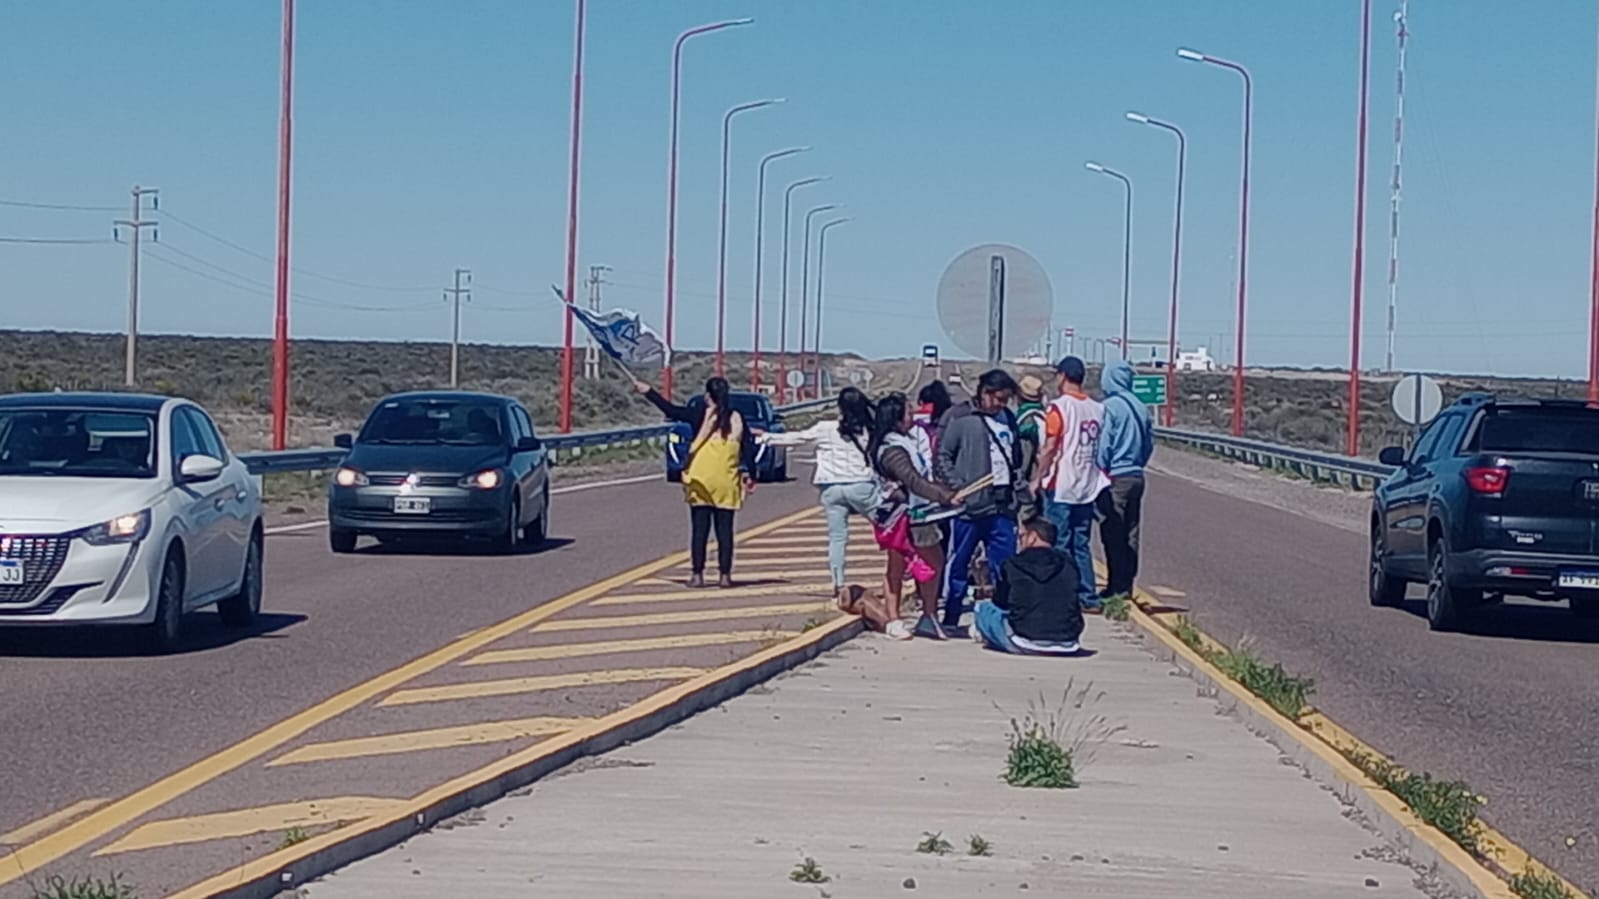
1556;570;1599;590
392;497;431;515
1581;480;1599;502
0;560;24;585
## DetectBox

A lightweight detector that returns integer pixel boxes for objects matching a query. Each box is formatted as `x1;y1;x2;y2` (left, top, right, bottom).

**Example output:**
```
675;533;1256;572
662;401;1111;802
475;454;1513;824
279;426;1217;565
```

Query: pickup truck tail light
1465;466;1511;496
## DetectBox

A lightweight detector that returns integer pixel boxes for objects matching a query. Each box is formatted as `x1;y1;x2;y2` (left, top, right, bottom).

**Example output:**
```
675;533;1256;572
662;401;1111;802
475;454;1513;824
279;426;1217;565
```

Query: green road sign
1131;374;1167;406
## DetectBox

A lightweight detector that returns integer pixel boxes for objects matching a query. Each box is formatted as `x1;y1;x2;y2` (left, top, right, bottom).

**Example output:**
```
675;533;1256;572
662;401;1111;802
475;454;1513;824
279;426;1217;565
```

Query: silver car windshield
359;398;507;446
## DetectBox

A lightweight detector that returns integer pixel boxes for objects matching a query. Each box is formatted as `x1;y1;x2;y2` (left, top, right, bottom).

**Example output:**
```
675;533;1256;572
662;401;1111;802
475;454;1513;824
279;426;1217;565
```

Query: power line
142;243;435;313
0;236;114;244
0;198;121;212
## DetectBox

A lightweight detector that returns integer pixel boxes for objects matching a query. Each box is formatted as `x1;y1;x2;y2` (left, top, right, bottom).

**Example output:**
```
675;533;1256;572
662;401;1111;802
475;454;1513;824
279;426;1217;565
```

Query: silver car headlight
459;469;503;490
79;509;151;546
334;467;369;488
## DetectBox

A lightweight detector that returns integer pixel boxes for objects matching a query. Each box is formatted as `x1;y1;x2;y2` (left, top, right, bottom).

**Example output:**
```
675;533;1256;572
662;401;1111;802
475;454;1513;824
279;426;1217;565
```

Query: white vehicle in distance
0;393;263;652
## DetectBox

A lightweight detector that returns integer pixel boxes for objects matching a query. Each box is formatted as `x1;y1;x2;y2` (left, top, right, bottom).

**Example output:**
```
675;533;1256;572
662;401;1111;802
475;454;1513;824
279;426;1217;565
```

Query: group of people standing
637;357;1155;655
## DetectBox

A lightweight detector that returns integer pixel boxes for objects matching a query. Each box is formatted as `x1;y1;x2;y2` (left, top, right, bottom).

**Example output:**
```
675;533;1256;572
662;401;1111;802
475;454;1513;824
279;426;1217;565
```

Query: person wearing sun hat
1014;374;1048;522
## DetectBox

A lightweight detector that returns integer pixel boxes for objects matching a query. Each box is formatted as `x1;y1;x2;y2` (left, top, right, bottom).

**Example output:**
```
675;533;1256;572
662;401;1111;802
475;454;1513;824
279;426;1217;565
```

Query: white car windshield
0;408;158;478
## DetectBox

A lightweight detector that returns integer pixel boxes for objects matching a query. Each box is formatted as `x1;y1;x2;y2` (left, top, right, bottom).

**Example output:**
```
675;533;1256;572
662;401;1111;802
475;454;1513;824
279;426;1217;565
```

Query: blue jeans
943;514;1017;627
1045;498;1099;609
819;482;879;588
973;600;1020;653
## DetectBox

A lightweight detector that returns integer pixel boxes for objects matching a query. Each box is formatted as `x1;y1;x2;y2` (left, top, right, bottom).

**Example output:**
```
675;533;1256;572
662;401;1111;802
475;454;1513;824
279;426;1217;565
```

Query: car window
1474;407;1599;454
359;397;509;446
1421;412;1465;462
170;409;206;468
183;408;228;461
514;406;535;440
0;408;158;478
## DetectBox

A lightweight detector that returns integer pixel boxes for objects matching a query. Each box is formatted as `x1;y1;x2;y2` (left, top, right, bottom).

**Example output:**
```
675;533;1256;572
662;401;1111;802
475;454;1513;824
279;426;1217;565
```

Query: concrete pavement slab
303;621;1451;899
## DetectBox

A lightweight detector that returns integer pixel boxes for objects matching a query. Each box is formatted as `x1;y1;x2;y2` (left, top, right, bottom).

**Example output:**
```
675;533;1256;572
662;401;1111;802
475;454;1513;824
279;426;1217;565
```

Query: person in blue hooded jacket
1094;360;1154;599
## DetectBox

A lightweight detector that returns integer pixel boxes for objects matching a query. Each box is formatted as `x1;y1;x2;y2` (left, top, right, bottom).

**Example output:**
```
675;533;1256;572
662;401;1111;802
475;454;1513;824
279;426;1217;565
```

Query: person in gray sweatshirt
934;368;1022;631
1095;360;1155;598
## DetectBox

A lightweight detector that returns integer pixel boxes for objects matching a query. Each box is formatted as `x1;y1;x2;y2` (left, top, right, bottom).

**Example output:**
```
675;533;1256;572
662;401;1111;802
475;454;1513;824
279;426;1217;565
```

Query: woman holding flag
634;377;754;589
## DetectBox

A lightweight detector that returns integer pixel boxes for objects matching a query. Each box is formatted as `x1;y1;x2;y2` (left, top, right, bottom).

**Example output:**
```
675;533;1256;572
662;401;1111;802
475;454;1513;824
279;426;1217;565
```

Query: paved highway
1138;466;1598;892
0;472;845;896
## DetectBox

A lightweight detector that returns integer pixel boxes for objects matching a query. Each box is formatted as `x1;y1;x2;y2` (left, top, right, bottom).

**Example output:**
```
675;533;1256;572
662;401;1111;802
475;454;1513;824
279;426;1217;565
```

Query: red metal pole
270;0;295;451
1589;9;1599;407
1347;0;1373;455
662;19;751;400
559;0;586;433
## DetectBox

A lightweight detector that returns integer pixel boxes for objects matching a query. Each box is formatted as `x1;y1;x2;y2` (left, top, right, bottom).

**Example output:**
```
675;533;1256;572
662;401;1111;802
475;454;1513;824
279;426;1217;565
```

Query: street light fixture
778;177;827;400
800;203;842;398
714;98;785;377
751;147;810;392
1085;161;1133;360
813;217;852;399
661;17;754;398
1178;45;1253;437
1126;110;1188;426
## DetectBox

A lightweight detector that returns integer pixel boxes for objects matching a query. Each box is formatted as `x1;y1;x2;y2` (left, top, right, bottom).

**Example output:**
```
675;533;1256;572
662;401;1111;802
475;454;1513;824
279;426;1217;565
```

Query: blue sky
1;0;1595;378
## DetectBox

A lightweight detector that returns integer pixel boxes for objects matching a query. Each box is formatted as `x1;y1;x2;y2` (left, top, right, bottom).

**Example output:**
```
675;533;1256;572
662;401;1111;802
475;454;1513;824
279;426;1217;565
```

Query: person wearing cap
1029;356;1110;612
1014;374;1048;522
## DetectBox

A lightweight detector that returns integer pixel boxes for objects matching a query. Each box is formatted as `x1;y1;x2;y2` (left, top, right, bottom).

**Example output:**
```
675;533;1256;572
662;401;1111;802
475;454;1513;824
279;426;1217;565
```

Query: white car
0;393;263;652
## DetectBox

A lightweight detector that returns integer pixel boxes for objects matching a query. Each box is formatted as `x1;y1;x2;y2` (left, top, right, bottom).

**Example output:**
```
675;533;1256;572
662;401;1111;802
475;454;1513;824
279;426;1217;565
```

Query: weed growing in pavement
1000;680;1125;790
800;616;828;633
1207;642;1315;718
1099;593;1132;622
1349;752;1484;856
916;832;954;855
280;826;310;849
1508;864;1573;899
1171;616;1205;652
789;857;830;884
966;834;993;857
27;874;137;899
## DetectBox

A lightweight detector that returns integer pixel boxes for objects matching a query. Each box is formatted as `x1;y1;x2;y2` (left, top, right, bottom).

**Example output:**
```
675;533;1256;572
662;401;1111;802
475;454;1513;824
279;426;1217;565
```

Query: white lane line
263;472;665;536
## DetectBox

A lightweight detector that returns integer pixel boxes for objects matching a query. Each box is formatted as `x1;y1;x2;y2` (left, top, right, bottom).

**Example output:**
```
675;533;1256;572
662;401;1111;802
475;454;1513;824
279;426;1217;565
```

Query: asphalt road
1139;470;1599;893
0;472;825;896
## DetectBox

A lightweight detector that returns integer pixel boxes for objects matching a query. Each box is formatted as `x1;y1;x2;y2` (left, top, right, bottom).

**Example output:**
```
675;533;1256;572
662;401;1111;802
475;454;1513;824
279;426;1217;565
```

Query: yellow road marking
742;536;878;547
0;798;110;845
727;550;881;560
593;582;834;605
533;602;832;633
381;667;707;708
464;630;790;666
267;717;591;767
0;505;820;885
94;797;405;857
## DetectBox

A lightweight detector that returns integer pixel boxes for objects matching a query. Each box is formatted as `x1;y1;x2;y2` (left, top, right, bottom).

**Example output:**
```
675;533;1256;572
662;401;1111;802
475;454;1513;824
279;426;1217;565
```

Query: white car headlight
80;509;151;546
334;467;369;488
459;469;502;490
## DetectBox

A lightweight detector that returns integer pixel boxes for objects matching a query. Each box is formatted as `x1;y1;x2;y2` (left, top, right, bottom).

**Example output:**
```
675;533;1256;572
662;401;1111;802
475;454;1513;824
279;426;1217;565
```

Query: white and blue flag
552;285;670;369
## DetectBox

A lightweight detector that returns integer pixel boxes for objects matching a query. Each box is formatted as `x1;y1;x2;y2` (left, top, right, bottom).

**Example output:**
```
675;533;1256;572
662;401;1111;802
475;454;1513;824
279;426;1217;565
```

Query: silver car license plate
0;560;23;585
392;497;431;515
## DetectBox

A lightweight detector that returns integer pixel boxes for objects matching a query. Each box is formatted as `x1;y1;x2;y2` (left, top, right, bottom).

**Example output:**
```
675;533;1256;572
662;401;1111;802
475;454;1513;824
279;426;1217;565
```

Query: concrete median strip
1119;577;1588;899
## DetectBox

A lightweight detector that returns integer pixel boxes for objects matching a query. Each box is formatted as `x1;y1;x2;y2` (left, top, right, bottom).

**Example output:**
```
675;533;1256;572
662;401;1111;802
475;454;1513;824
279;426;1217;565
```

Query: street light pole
270;0;296;451
1127;111;1187;427
558;0;587;433
799;203;841;399
1178;46;1253;437
751;147;810;392
714;98;784;377
1086;162;1133;360
662;17;753;399
1589;8;1599;406
778;177;826;402
1346;0;1374;456
814;217;851;400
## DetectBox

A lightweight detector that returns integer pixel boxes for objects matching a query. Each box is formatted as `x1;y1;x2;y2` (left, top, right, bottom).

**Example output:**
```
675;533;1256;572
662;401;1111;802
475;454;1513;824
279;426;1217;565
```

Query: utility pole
114;185;159;387
444;268;472;388
584;264;611;379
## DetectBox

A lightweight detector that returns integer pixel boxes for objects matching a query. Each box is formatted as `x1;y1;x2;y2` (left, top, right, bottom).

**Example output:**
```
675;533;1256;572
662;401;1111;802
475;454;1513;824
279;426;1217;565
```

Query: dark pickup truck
1369;394;1599;631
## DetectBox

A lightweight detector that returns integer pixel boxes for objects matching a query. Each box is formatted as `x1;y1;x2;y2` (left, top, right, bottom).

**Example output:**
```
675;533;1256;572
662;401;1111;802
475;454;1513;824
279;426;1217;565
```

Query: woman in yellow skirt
636;377;754;588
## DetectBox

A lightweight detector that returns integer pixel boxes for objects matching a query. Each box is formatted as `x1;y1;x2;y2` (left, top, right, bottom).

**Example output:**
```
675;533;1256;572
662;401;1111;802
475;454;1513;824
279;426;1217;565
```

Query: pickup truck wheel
1571;597;1599;620
1425;537;1480;632
1368;527;1406;608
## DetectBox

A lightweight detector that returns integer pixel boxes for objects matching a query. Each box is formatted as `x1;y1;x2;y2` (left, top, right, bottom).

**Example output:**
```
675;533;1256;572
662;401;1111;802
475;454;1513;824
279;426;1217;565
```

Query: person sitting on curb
971;517;1085;655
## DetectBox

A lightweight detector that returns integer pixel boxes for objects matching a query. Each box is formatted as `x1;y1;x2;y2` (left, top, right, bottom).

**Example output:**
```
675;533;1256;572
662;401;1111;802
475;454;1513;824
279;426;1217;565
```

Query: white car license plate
0;561;24;585
1556;571;1599;590
392;496;431;515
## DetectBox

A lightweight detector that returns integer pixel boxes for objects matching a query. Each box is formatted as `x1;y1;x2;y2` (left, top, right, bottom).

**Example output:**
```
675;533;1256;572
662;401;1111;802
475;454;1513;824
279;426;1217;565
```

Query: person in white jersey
1029;356;1111;613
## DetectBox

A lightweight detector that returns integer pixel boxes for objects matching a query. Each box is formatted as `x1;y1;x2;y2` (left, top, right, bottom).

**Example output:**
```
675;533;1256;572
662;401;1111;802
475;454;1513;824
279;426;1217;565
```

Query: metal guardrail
1155;425;1395;490
238;395;838;476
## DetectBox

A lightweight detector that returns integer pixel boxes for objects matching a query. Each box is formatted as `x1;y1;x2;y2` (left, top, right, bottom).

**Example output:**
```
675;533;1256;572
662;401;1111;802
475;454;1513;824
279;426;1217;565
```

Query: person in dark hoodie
934;368;1022;633
972;517;1085;654
1095;360;1155;600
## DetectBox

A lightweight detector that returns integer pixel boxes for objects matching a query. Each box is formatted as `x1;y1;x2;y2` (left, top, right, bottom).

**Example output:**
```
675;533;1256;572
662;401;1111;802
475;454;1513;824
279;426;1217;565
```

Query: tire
665;468;683;484
1572;597;1599;620
145;549;186;654
774;459;789;483
1368;526;1406;608
218;531;263;627
523;486;549;547
329;528;357;554
495;496;521;553
1425;536;1479;632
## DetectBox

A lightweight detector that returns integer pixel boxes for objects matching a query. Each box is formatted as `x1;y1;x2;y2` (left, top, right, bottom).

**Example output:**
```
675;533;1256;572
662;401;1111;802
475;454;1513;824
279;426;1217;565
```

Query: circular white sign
785;369;805;389
1390;374;1443;426
847;370;863;385
861;369;875;384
